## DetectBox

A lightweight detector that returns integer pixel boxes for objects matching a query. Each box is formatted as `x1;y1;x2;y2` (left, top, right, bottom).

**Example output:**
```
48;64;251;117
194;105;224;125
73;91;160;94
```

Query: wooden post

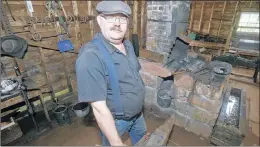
133;1;138;34
72;1;82;46
208;1;215;34
198;1;204;32
88;1;94;37
189;1;194;33
140;1;146;48
249;1;253;8
53;9;73;94
224;1;240;54
217;1;227;37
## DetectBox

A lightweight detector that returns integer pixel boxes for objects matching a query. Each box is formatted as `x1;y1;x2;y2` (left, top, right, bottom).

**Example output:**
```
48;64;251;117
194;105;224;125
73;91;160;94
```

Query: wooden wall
1;1;147;108
188;1;259;40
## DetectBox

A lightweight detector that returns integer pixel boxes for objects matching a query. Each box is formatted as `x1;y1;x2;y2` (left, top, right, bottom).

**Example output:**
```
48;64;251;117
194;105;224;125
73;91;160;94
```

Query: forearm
91;102;123;146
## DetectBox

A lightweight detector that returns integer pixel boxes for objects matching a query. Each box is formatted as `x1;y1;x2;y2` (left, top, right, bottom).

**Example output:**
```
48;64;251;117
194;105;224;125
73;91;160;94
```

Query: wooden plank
208;1;215;33
135;114;175;146
189;2;195;33
72;1;82;48
198;1;205;32
39;47;55;100
217;1;227;36
224;1;239;54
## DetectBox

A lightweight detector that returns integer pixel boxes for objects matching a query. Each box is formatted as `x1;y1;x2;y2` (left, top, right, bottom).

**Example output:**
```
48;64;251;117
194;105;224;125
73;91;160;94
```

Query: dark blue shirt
75;33;145;119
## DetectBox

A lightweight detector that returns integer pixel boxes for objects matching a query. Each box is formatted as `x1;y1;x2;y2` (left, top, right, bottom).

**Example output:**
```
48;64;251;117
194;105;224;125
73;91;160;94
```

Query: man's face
97;13;128;44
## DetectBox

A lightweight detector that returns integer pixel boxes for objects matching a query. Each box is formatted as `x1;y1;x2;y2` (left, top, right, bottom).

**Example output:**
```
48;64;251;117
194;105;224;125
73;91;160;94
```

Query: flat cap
96;1;131;17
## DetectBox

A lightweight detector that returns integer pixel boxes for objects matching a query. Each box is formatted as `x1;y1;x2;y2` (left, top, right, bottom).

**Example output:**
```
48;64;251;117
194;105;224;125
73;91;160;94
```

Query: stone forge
140;57;232;138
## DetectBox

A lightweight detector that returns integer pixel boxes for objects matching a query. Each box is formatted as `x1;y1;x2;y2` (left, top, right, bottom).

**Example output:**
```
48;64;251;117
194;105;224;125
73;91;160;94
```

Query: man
75;1;146;146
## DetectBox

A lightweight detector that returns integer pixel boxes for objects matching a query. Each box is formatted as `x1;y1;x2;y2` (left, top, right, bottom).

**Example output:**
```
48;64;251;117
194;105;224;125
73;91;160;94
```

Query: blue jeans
99;114;147;146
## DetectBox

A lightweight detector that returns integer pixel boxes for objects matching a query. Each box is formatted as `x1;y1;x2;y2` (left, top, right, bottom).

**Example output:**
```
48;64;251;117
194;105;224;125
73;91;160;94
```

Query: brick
187;105;218;126
140;71;157;88
195;79;226;100
185;117;213;138
139;59;171;77
190;92;223;114
159;6;164;10
144;87;156;111
174;73;195;91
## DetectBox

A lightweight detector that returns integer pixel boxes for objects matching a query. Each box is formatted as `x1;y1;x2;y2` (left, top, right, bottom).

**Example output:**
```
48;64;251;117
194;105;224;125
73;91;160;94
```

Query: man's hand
91;101;123;146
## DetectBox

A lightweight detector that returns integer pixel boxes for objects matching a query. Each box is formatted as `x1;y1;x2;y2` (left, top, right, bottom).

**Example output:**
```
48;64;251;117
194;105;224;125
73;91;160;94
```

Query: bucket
52;104;71;125
72;102;90;118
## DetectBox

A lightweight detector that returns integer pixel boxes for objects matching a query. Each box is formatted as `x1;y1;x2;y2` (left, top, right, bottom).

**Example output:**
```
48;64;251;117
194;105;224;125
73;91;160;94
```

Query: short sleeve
75;50;107;102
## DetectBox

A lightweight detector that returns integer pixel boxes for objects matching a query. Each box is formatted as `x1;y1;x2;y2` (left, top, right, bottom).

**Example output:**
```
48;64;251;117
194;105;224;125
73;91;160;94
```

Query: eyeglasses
101;15;128;24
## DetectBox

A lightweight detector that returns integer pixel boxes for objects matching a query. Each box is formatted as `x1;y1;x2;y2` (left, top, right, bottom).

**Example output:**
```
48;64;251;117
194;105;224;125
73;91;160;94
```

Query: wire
4;0;16;21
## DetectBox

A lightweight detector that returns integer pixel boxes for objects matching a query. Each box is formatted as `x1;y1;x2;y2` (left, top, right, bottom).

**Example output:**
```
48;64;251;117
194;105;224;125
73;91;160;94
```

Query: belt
114;111;142;121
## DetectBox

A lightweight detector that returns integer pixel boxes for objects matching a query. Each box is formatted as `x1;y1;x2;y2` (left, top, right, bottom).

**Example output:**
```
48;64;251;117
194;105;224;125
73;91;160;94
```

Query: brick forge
139;57;233;138
146;1;191;64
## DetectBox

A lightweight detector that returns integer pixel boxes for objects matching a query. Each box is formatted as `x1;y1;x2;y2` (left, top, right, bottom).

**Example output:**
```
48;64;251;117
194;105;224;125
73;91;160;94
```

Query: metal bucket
52;104;71;125
72;102;90;118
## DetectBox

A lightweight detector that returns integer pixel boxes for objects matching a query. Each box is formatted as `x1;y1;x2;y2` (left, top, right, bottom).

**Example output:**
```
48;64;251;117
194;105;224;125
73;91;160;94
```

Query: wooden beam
88;1;94;37
249;1;253;8
189;1;194;33
198;1;205;32
132;1;138;34
208;1;215;34
72;1;82;46
135;114;176;146
217;1;227;37
140;1;146;48
224;1;239;54
39;47;56;101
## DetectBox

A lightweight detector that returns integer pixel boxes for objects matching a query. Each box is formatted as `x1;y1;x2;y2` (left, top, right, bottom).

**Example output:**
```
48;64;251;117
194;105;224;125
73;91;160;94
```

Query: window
237;12;259;33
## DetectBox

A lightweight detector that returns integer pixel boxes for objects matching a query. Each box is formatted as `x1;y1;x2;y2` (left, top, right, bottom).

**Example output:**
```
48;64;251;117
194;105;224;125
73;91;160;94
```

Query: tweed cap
96;1;131;17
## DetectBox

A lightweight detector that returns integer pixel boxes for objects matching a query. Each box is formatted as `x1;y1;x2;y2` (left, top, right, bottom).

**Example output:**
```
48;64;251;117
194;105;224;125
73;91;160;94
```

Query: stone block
144;87;156;111
189;92;223;114
185;117;213;138
171;97;190;115
170;84;191;99
173;73;195;91
172;109;190;128
194;78;226;100
187;105;218;126
139;59;171;77
140;71;157;88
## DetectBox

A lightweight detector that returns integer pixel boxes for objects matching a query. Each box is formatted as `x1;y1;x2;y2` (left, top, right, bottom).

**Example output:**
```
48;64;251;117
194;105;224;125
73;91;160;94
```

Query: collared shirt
75;33;145;119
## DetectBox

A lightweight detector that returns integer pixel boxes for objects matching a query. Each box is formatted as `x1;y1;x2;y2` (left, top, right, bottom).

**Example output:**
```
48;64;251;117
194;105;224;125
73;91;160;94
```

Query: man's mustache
110;27;122;32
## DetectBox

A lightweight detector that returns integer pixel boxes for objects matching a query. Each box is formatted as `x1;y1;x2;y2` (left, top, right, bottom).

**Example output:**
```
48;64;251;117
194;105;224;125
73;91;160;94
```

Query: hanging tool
31;32;68;41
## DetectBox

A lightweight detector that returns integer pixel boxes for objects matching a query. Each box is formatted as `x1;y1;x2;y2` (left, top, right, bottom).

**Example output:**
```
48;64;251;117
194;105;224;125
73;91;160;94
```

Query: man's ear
96;15;101;26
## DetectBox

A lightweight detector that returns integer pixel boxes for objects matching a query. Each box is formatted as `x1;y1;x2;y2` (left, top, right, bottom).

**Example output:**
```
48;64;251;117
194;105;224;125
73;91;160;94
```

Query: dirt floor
25;110;259;146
